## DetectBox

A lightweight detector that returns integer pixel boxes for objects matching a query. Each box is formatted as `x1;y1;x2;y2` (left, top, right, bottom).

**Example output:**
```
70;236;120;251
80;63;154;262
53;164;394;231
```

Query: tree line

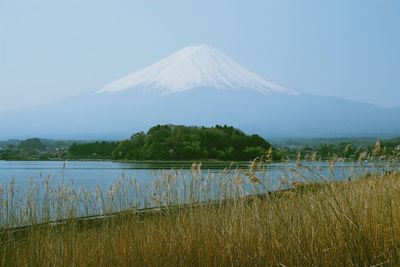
67;127;400;162
2;128;399;161
69;141;119;158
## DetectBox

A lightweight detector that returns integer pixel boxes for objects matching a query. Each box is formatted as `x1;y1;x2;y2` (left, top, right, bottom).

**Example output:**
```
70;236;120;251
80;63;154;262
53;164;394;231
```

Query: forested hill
112;125;271;161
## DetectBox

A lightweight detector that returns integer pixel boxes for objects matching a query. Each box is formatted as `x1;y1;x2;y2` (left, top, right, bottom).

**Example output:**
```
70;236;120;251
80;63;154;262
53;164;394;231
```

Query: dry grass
1;160;400;266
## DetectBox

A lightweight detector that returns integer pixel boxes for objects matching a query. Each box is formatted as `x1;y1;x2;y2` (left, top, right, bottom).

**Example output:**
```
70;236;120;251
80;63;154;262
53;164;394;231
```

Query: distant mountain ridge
0;45;399;139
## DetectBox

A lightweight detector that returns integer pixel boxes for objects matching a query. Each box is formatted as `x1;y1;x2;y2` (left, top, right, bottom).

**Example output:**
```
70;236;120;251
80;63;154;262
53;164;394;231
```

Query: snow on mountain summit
97;45;298;95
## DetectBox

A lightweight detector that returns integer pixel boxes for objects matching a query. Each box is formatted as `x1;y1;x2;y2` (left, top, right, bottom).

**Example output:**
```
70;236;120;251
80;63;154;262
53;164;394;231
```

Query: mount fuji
0;45;399;139
97;45;297;96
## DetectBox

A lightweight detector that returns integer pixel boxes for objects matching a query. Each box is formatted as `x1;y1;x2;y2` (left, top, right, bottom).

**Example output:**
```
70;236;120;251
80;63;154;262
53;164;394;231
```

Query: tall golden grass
0;157;400;266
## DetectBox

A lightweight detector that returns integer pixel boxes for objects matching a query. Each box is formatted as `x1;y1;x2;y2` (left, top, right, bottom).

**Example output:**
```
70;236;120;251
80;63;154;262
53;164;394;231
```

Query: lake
0;160;395;191
0;161;249;189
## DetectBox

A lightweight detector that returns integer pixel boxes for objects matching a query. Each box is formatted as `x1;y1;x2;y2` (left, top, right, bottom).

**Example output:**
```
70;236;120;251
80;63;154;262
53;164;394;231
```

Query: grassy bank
1;161;400;266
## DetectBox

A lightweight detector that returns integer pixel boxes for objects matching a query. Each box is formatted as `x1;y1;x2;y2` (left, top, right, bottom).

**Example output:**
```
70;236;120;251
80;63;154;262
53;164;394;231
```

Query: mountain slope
97;45;298;95
0;88;399;139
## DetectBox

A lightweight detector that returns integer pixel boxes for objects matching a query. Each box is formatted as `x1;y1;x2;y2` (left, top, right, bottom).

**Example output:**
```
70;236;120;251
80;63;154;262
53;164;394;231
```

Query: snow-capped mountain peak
97;45;298;95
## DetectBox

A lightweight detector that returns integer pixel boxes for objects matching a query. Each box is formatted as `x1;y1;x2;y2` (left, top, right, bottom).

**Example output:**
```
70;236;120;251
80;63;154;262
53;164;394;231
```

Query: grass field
1;159;400;266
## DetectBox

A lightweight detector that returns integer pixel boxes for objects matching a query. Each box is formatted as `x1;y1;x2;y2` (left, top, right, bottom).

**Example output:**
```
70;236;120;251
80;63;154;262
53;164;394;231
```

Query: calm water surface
0;161;250;191
0;160;395;191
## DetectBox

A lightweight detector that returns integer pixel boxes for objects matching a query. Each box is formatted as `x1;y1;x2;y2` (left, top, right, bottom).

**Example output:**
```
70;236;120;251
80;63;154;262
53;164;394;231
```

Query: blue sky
0;0;399;110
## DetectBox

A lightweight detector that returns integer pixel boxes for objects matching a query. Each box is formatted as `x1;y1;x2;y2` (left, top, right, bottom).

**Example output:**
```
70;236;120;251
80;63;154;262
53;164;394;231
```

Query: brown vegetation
1;160;400;266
